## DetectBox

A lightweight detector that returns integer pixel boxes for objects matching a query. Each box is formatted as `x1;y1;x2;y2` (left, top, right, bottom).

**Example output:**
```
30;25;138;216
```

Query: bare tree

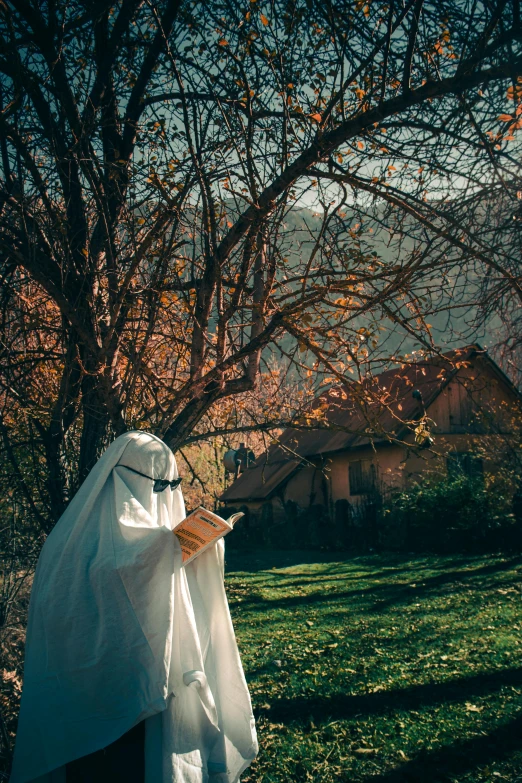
0;0;521;531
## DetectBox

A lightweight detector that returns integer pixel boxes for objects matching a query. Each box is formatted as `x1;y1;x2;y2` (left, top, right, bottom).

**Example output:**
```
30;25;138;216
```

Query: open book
173;507;244;565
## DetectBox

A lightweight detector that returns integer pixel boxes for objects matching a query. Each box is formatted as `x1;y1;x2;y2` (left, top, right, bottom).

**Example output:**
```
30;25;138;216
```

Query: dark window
459;390;473;427
449;384;475;432
446;452;484;480
349;460;376;495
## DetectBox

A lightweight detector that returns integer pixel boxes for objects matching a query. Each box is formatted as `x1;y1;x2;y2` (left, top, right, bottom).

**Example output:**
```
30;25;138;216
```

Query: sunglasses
119;465;183;493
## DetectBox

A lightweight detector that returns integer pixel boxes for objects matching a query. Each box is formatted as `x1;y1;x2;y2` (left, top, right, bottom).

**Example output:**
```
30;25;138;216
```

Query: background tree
0;0;522;535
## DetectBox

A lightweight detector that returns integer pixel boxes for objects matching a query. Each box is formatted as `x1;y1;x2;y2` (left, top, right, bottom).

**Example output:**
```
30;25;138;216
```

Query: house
219;345;521;526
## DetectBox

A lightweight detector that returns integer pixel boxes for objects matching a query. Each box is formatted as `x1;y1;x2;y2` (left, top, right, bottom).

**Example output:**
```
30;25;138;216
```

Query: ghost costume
11;431;257;783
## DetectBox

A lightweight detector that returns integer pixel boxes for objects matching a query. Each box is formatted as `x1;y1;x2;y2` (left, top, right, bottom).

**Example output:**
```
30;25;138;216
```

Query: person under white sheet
11;431;257;783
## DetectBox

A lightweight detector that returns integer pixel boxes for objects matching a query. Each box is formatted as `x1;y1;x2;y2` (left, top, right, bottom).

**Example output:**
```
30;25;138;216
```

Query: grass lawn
224;550;522;783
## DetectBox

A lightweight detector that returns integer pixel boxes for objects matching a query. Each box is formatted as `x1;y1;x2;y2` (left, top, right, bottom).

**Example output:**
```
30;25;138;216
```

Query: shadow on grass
225;550;520;576
225;550;358;573
261;665;522;724
239;564;418;590
373;555;522;612
225;550;450;576
362;713;522;782
230;555;522;615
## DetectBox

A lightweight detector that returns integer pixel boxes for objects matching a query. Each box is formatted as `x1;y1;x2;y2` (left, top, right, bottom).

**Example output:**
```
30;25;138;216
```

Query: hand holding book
173;507;244;565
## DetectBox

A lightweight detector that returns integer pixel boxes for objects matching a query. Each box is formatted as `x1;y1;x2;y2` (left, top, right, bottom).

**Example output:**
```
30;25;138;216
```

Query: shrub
379;473;521;553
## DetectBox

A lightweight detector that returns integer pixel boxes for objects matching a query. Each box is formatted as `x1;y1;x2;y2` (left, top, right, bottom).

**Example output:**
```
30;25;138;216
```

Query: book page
174;507;231;564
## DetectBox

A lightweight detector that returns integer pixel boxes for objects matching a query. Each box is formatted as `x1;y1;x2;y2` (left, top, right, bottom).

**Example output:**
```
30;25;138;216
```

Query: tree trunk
78;373;112;485
41;429;68;525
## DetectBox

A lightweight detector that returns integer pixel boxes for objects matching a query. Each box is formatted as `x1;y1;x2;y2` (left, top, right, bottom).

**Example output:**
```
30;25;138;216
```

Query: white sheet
11;431;257;783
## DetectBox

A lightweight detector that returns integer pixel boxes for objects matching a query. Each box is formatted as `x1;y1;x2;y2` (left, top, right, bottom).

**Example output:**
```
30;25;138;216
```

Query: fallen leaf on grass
465;702;483;712
354;747;380;754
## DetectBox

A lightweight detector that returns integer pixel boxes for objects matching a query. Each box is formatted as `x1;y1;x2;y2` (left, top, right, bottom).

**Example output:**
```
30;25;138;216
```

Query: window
459;389;473;427
446;452;484;480
349;460;376;495
449;384;477;432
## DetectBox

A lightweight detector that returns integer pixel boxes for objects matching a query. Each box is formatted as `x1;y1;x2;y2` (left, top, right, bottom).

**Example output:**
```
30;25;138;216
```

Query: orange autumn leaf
309;112;322;122
260;13;269;25
498;114;513;122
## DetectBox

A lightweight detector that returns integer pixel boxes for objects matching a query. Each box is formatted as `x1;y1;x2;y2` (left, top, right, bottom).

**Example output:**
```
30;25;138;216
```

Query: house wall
222;357;520;517
283;464;326;506
315;363;519;506
329;445;405;503
403;433;497;482
428;360;514;434
404;361;518;480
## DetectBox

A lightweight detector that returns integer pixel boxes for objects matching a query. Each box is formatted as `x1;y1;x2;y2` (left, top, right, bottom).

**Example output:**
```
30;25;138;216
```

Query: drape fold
11;431;257;783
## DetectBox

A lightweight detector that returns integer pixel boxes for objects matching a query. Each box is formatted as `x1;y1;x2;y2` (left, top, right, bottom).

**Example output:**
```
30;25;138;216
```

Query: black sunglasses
118;465;183;493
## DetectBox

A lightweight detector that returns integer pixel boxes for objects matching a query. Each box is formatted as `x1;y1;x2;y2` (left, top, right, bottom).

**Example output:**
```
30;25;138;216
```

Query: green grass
224;550;522;783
